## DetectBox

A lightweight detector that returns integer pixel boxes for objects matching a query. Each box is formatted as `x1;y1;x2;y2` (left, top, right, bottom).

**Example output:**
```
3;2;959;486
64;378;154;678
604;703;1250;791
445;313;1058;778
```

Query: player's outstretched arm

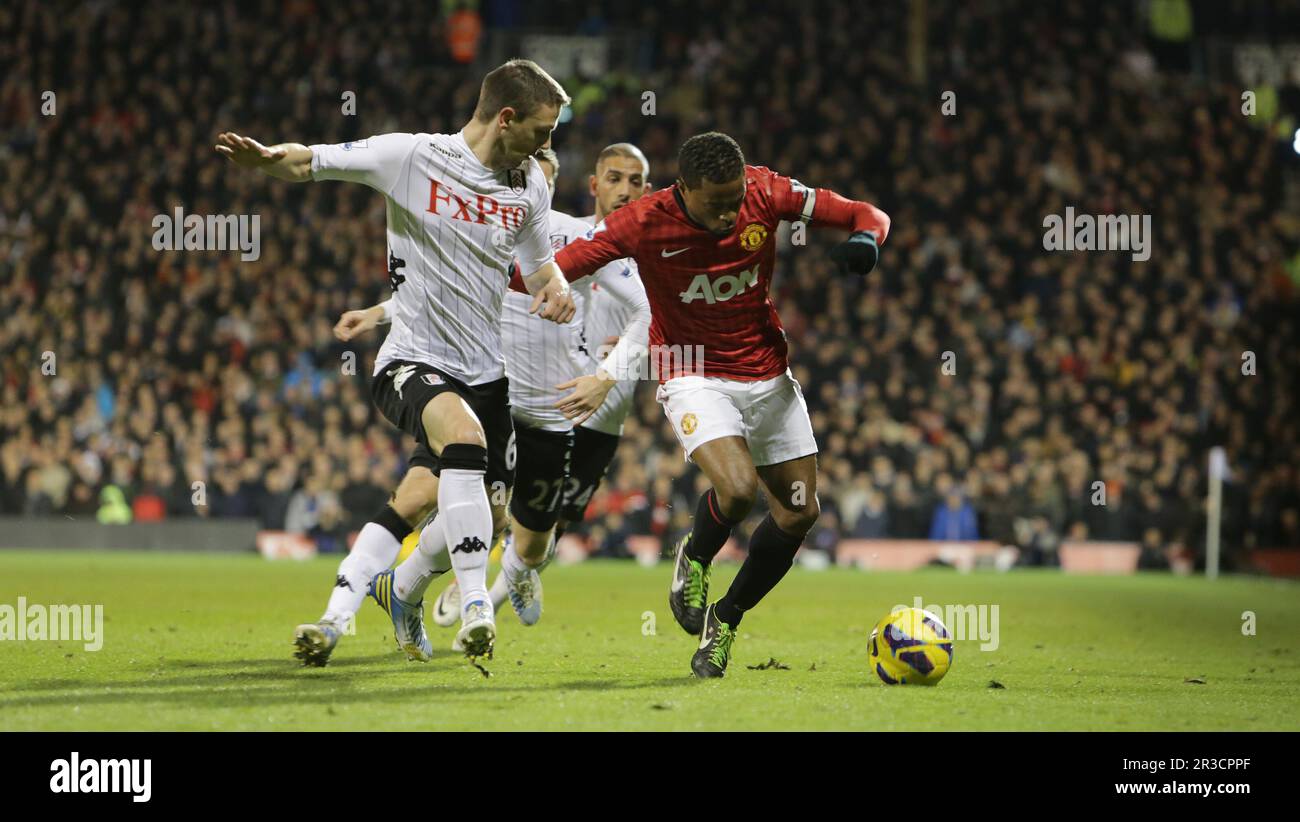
775;172;891;276
814;189;890;277
215;132;314;182
333;300;390;342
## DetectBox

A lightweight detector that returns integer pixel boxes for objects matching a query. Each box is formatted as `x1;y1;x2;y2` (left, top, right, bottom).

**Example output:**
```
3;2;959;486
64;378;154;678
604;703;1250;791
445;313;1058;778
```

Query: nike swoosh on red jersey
660;247;690;258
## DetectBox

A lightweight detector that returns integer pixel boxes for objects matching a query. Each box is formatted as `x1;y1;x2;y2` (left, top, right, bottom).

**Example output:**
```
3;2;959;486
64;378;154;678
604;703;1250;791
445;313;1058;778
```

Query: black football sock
714;515;805;628
686;488;740;564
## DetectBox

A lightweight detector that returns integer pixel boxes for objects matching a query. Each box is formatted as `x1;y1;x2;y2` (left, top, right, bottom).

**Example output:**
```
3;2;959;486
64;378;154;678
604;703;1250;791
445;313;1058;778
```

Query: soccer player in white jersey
428;144;652;628
215;59;579;665
338;146;652;653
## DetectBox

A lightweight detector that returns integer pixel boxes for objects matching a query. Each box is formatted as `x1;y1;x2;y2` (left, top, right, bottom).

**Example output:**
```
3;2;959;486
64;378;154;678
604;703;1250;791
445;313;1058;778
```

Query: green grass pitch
1;550;1297;731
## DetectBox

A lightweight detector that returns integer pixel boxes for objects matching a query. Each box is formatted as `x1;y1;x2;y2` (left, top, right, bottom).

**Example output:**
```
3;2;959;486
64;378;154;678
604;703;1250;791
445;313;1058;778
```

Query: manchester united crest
681;413;698;435
739;223;767;251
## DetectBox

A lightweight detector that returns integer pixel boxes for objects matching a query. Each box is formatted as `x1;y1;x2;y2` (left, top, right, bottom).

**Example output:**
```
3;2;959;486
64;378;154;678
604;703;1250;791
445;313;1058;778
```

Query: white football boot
455;599;496;658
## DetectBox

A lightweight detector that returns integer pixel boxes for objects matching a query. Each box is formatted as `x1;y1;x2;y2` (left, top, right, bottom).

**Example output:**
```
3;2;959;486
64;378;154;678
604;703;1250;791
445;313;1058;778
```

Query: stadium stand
1;0;1297;575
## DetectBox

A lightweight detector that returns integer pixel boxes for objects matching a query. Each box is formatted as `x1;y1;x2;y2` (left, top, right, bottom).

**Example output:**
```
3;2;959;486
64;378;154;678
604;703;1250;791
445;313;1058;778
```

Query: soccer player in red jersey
549;132;890;676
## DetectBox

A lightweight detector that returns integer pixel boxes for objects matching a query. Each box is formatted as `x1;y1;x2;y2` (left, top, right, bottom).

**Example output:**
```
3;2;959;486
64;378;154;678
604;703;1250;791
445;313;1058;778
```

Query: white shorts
655;369;818;467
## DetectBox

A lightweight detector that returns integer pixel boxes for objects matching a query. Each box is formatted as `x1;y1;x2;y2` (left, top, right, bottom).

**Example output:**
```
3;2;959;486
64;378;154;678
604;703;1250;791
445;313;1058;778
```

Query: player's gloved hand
829;231;879;276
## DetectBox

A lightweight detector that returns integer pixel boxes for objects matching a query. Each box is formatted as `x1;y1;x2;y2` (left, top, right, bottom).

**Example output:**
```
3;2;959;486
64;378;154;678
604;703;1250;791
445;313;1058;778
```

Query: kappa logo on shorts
681;413;698;435
387;364;417;399
421;373;443;387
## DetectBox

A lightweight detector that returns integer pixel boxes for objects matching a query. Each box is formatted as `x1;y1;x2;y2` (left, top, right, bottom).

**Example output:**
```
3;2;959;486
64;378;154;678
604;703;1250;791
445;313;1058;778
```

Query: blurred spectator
850;487;890;539
285;474;339;538
259;462;297;531
446;1;484;65
96;486;131;524
980;474;1018;547
930;489;980;541
340;462;391;533
589;513;634;559
1137;527;1172;571
1015;515;1062;568
888;477;928;539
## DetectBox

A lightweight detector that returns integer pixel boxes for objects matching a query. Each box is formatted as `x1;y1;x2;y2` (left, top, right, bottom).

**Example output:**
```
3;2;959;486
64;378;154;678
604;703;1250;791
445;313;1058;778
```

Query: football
868;607;954;685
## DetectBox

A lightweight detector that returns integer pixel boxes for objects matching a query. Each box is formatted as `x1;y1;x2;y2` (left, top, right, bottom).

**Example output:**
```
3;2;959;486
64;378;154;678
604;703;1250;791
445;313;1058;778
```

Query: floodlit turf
1;550;1297;731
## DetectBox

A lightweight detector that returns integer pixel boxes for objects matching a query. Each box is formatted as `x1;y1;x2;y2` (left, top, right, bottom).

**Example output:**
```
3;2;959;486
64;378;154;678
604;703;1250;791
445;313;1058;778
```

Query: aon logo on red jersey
678;265;759;304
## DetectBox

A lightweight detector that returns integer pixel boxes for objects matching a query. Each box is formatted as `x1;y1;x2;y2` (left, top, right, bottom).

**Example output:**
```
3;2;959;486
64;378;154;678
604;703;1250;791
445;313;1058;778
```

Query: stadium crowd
2;0;1298;571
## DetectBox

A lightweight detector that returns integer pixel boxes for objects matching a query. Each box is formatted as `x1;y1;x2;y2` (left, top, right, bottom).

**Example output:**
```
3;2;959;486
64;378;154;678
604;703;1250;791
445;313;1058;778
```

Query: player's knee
422;400;485;451
512;524;551;563
778;496;820;536
714;476;758;520
441;426;486;450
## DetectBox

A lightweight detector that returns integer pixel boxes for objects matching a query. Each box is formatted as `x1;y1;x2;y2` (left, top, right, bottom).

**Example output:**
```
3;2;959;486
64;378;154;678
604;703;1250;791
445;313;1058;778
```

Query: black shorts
560;425;621;523
371;360;515;492
509;422;574;532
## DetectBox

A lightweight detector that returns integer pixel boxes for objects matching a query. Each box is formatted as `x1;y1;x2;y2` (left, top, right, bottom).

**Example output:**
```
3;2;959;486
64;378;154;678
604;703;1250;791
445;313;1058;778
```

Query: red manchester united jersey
554;165;813;381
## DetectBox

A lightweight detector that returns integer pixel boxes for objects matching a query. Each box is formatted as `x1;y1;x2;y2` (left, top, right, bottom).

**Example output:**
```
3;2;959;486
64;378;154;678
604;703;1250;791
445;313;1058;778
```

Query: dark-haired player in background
551;132;889;677
431;143;654;630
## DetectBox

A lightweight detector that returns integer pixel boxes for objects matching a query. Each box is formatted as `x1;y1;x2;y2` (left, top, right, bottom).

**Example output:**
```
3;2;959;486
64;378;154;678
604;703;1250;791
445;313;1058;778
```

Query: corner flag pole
1206;446;1227;580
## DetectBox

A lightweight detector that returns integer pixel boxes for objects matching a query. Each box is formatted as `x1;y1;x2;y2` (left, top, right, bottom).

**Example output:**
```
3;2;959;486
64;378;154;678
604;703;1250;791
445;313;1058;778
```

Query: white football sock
488;570;510;611
500;536;537;584
322;522;402;626
439;467;493;616
393;514;451;603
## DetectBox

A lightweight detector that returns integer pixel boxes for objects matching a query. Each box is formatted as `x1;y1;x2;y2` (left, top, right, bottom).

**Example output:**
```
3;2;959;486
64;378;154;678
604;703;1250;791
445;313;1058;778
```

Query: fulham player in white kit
341;146;652;647
216;59;576;665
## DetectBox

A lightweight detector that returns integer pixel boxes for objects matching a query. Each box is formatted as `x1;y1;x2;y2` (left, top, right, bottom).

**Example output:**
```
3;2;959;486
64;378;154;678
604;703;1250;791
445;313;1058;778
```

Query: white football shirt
577;213;643;436
578;213;637;362
501;210;649;432
311;131;553;385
